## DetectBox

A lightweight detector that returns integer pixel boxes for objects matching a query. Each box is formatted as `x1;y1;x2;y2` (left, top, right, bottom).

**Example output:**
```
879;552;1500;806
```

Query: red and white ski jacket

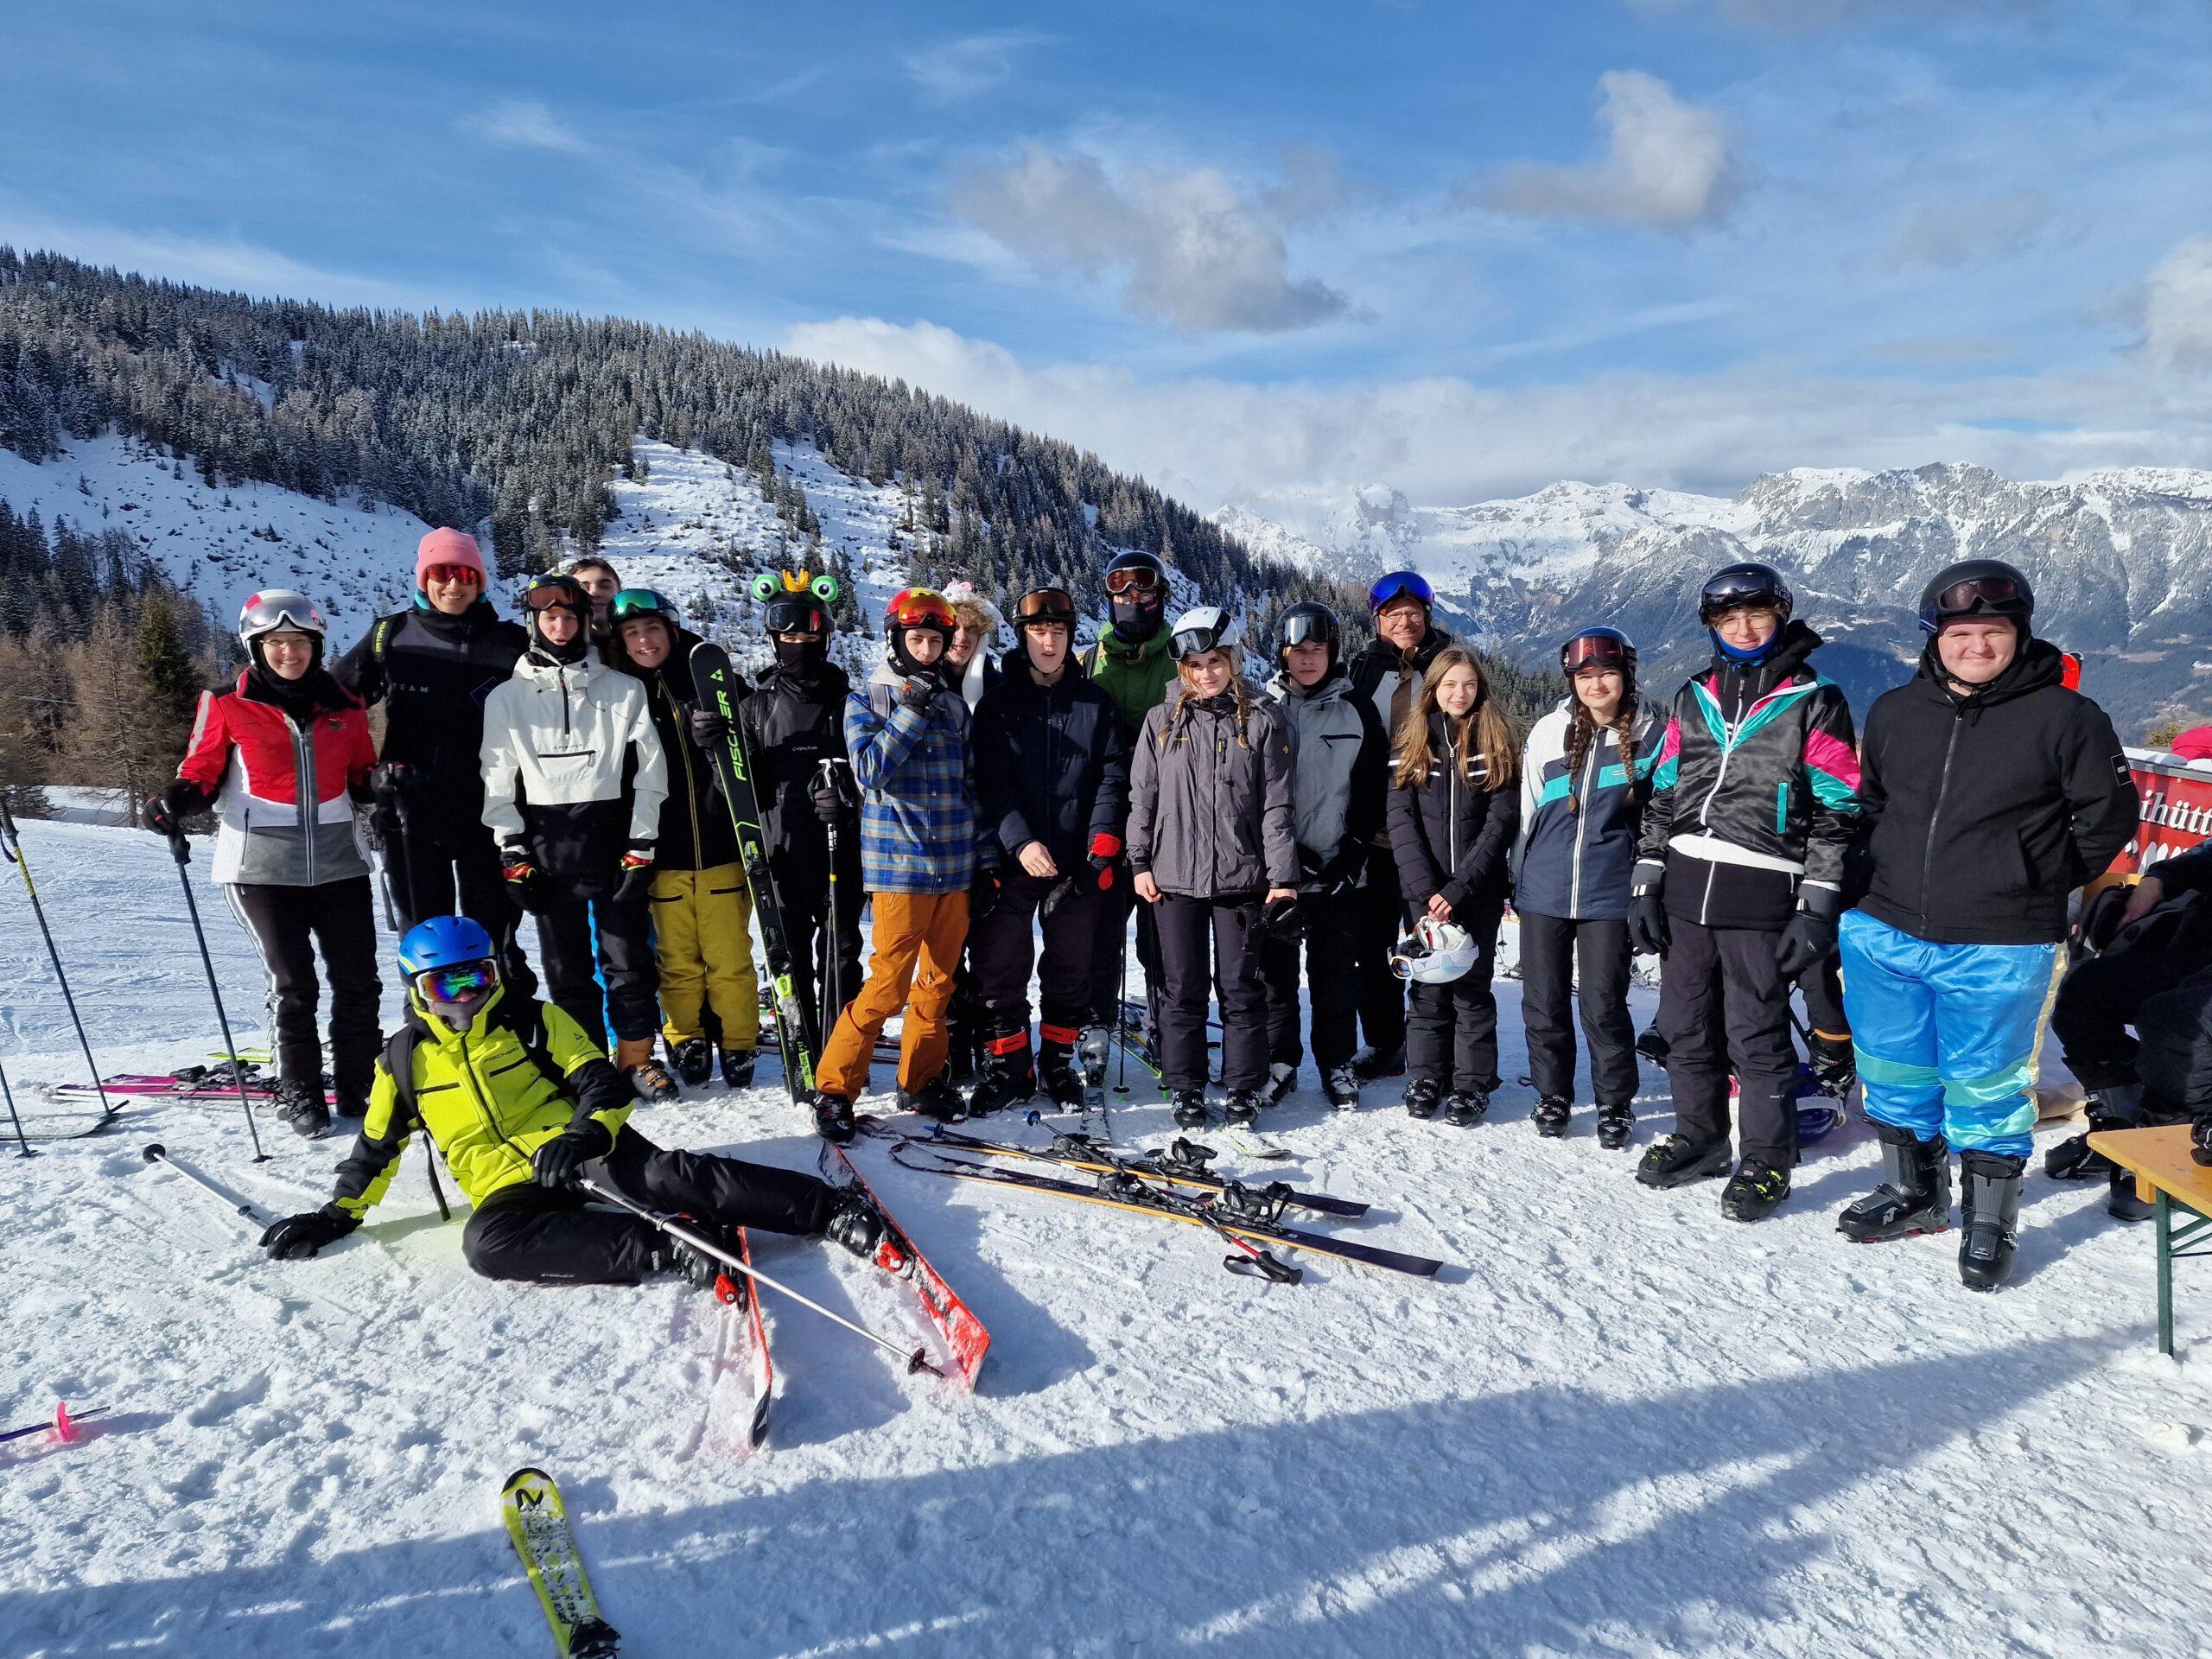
176;673;377;886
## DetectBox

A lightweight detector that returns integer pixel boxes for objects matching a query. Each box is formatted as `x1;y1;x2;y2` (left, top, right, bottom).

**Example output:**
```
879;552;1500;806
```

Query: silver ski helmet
238;589;327;670
1389;917;1477;984
1168;605;1242;662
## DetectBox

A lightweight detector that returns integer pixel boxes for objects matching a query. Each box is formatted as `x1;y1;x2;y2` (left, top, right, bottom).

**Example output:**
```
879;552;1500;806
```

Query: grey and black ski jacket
1262;667;1389;888
1128;690;1299;898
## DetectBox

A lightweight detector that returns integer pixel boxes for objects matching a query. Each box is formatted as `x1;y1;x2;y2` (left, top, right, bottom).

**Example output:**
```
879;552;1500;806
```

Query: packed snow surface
3;817;2208;1656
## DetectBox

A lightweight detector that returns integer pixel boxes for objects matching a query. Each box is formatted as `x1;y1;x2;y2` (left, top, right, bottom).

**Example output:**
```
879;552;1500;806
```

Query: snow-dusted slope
3;815;2208;1657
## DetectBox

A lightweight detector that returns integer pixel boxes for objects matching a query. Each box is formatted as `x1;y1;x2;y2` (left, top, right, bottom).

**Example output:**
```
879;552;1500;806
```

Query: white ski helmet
1390;916;1478;984
237;588;327;647
1168;605;1243;661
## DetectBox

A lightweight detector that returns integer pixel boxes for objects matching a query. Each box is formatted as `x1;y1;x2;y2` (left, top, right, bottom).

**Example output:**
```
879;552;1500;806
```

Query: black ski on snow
878;1124;1370;1218
690;640;817;1103
499;1466;620;1657
887;1141;1445;1280
818;1142;991;1389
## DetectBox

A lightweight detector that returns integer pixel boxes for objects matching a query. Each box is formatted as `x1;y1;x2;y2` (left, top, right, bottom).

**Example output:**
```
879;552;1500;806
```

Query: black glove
502;852;551;914
615;850;656;903
143;779;206;838
1773;906;1840;981
897;675;937;712
810;777;849;823
260;1205;359;1260
970;868;1003;924
1629;888;1670;958
370;761;416;804
531;1120;614;1190
688;707;728;749
1315;837;1368;894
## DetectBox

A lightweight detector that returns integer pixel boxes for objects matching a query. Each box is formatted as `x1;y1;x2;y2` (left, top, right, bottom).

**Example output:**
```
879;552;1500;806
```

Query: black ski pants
1517;910;1637;1107
1351;854;1409;1058
1260;887;1361;1072
537;888;658;1047
387;826;537;1000
1406;897;1504;1096
1089;861;1163;1032
1657;916;1798;1167
226;877;383;1102
461;1128;836;1284
2051;948;2209;1093
971;870;1100;1033
786;876;865;1060
1154;892;1268;1092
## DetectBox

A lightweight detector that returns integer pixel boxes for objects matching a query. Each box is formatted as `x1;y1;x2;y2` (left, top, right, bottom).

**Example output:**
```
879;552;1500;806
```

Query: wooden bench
2088;1123;2212;1357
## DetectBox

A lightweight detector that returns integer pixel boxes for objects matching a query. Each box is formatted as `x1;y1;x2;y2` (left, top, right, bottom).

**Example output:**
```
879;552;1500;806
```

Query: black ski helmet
1918;557;2033;639
1104;550;1169;643
1697;562;1793;626
519;572;589;662
753;569;839;637
1272;601;1341;671
1013;584;1078;632
1560;626;1637;681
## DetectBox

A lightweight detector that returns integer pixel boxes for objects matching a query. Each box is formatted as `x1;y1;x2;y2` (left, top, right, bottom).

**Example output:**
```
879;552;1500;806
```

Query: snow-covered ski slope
3;818;2207;1656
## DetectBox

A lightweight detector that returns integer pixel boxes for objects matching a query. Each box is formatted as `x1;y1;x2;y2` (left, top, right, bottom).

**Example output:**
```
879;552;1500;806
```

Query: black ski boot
898;1076;967;1123
1170;1089;1211;1128
1531;1096;1571;1138
719;1047;756;1089
659;1220;743;1294
1958;1151;2025;1291
1403;1077;1441;1120
811;1090;857;1145
1224;1088;1263;1126
1322;1063;1361;1110
1442;1090;1489;1128
2049;1084;2140;1181
1807;1028;1856;1096
672;1037;714;1088
1038;1027;1086;1111
1720;1158;1791;1222
1636;1134;1731;1189
1264;1062;1297;1107
1594;1102;1634;1150
272;1078;331;1140
825;1186;889;1262
333;1088;370;1121
968;1022;1036;1118
1838;1123;1951;1242
1357;1044;1407;1081
2108;1165;2154;1224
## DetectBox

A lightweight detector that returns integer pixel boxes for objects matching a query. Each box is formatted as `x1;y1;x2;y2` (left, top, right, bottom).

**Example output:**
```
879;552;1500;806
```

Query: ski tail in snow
499;1466;620;1657
818;1142;990;1390
719;1228;773;1452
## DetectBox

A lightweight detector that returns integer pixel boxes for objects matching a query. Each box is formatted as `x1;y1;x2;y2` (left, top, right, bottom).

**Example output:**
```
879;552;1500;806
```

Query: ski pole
0;796;116;1122
0;1054;33;1158
159;830;268;1162
578;1178;944;1377
142;1142;269;1231
815;758;850;1039
1112;901;1131;1096
423;1138;452;1222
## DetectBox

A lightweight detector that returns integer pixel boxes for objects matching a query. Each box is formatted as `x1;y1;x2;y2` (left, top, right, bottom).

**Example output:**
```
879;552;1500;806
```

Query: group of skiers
160;521;2176;1297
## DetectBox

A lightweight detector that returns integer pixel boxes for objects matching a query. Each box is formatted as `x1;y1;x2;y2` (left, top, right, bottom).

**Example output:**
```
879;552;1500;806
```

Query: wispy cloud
945;145;1351;335
1886;191;2052;270
0;200;404;305
470;97;591;154
2139;235;2212;368
904;30;1052;103
1486;71;1743;230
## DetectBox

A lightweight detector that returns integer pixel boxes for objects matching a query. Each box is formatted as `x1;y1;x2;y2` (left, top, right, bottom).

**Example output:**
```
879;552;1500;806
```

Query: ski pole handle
143;1142;268;1230
578;1179;944;1377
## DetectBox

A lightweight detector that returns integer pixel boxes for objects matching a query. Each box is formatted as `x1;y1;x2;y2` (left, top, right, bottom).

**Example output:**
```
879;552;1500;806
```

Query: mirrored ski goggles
886;588;957;630
240;593;327;636
1369;571;1433;613
1920;575;2027;633
415;961;498;1003
1278;612;1333;648
1105;565;1163;597
1015;588;1076;624
1561;631;1634;674
611;588;677;625
522;582;586;616
422;563;481;588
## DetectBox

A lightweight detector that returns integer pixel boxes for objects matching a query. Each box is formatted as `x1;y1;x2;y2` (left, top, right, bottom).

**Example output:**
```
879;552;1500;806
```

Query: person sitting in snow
257;916;886;1284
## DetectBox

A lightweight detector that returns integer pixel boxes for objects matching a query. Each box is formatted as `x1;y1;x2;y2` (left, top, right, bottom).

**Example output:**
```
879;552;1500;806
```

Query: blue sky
5;1;2211;523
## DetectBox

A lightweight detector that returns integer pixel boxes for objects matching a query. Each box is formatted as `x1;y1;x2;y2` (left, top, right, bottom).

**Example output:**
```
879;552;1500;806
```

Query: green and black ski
499;1466;620;1656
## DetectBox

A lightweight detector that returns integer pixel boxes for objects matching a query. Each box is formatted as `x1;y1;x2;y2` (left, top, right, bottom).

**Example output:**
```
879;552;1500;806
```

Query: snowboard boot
1322;1063;1361;1110
1837;1123;1952;1242
671;1037;714;1088
1264;1061;1298;1107
1403;1077;1441;1120
1442;1090;1489;1128
811;1090;858;1145
1079;1024;1112;1088
1170;1089;1211;1128
1224;1088;1264;1126
898;1075;967;1123
272;1078;332;1140
1720;1158;1791;1223
1357;1044;1408;1081
1594;1101;1635;1151
719;1047;756;1089
825;1185;891;1263
618;1037;679;1103
968;1020;1036;1117
1531;1096;1571;1139
2108;1164;2155;1224
1958;1151;2025;1291
1807;1028;1856;1096
1038;1019;1086;1110
1636;1134;1732;1189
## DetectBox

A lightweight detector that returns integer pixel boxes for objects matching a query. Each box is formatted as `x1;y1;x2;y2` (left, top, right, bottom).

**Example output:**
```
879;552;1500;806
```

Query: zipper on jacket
292;713;317;887
457;1026;530;1171
1916;709;1966;929
1694;672;1750;928
1569;736;1599;918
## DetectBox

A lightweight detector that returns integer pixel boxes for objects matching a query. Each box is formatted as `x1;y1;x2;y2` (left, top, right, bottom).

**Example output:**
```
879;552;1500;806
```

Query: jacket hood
515;647;604;685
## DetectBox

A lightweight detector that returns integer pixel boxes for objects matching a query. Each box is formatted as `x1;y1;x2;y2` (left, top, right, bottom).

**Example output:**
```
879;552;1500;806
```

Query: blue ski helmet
398;915;495;979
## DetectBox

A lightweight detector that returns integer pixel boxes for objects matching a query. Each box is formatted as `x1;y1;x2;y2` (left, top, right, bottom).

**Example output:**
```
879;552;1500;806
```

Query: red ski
819;1142;990;1390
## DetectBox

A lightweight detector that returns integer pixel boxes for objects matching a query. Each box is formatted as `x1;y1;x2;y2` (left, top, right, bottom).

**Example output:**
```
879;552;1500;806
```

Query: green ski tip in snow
500;1466;620;1657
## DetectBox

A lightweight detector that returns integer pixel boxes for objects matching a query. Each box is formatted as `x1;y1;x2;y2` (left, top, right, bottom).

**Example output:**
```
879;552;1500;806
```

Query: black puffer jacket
1388;713;1520;917
738;658;857;887
331;601;527;844
1858;638;2137;945
973;655;1131;869
625;628;742;873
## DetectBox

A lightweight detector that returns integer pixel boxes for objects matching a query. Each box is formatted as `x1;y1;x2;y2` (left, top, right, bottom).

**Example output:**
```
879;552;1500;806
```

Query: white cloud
471;98;591;154
2141;235;2212;368
1886;191;2052;270
944;145;1351;334
0;201;405;305
904;30;1050;102
1487;71;1743;229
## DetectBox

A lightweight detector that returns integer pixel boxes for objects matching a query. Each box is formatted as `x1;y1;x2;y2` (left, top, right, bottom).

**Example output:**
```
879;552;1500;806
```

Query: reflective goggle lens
417;962;496;1002
1018;588;1075;620
524;586;582;613
1280;613;1330;647
1369;572;1433;612
887;588;955;629
1563;634;1630;672
423;565;480;586
1934;576;2024;616
611;588;674;622
1105;567;1162;596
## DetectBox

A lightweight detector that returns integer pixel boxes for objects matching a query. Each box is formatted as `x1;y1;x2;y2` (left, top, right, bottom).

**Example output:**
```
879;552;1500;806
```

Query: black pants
2052;949;2208;1092
1089;862;1163;1030
387;827;537;1000
1657;916;1797;1167
1406;898;1503;1095
1517;911;1637;1106
226;877;383;1100
537;888;658;1046
1351;854;1408;1057
971;870;1100;1033
461;1128;836;1284
1260;887;1361;1071
1154;892;1268;1091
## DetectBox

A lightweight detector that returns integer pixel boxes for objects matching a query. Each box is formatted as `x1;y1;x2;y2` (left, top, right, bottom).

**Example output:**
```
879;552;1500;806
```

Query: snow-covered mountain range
1213;465;2212;732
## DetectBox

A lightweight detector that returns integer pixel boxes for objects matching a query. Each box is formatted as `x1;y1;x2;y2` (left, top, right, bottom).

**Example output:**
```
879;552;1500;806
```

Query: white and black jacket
480;649;667;893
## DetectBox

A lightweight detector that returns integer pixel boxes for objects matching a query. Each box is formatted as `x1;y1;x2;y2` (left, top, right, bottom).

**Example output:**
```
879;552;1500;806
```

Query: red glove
1088;832;1122;891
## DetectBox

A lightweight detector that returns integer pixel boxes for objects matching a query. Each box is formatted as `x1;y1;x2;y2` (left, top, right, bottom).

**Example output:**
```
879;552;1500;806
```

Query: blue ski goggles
416;961;498;1004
